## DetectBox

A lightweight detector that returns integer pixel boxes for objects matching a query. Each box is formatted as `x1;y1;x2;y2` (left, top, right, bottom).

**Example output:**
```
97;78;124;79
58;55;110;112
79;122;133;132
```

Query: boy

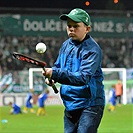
108;85;116;112
37;89;49;116
23;89;35;113
9;102;21;114
43;8;105;133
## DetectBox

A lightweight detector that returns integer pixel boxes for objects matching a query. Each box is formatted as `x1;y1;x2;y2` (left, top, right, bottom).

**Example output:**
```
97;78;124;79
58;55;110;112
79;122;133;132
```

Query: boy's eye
67;25;71;28
67;25;79;28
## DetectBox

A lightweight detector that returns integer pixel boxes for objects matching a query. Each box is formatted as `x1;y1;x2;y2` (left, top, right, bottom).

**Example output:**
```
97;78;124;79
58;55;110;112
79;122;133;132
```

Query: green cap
59;8;90;26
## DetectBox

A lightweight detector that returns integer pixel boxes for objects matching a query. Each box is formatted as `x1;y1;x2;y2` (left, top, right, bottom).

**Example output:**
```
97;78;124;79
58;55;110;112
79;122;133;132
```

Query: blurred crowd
0;36;133;72
0;35;63;71
97;38;133;68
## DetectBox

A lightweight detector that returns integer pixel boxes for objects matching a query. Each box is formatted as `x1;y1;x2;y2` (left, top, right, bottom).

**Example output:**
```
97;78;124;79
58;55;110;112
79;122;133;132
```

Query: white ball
36;42;46;54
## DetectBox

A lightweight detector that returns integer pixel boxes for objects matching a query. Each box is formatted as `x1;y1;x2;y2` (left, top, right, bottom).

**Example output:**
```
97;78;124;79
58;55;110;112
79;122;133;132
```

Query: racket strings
16;55;46;67
17;56;39;65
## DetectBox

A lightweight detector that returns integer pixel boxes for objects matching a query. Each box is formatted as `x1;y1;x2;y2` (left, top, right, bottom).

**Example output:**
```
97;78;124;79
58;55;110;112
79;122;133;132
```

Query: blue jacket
52;35;105;111
38;93;48;107
25;92;33;108
12;103;21;114
109;88;116;106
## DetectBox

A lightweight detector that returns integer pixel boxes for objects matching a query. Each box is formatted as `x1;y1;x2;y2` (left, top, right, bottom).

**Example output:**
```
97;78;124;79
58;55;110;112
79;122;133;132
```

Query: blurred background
0;0;133;106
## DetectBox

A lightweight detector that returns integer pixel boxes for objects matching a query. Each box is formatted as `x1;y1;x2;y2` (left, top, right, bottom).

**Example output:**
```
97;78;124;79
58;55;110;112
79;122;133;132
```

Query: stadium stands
0;36;132;72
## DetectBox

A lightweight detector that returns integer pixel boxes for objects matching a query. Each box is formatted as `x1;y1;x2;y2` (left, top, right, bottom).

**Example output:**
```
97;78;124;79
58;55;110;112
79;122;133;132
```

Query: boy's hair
29;88;34;93
8;102;12;106
112;84;116;88
45;89;50;94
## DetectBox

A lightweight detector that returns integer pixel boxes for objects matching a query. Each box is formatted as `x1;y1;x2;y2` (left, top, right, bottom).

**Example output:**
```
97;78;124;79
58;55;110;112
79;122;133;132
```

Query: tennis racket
12;52;58;94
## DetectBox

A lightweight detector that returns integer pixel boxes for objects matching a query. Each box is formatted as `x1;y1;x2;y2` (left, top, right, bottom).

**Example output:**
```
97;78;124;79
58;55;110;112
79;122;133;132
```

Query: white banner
0;93;62;107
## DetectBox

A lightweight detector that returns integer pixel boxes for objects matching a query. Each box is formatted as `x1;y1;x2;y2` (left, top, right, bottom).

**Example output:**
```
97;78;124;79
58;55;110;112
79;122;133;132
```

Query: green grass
0;104;132;133
0;105;64;133
99;104;133;133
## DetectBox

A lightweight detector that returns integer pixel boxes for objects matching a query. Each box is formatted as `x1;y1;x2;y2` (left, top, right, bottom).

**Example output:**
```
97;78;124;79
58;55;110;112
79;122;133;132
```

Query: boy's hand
42;68;55;86
42;68;52;79
45;78;55;86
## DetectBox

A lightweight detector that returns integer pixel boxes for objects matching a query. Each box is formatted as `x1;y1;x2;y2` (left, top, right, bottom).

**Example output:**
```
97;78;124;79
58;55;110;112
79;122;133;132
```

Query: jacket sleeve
52;49;102;86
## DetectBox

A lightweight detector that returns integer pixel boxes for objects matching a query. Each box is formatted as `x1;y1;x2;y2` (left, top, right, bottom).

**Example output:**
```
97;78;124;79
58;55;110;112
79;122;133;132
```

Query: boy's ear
87;26;91;32
86;26;91;34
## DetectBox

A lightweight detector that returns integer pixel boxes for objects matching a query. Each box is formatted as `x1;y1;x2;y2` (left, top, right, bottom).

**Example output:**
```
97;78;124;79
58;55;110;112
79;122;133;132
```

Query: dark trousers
64;106;104;133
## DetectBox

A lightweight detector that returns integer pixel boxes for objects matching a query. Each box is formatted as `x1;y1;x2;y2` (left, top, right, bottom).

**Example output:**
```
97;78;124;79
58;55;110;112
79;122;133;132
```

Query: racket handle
42;67;58;94
49;79;59;94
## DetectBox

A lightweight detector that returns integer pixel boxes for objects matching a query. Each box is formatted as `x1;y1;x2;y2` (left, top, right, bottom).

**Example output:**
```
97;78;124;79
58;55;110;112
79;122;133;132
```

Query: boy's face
67;18;90;42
